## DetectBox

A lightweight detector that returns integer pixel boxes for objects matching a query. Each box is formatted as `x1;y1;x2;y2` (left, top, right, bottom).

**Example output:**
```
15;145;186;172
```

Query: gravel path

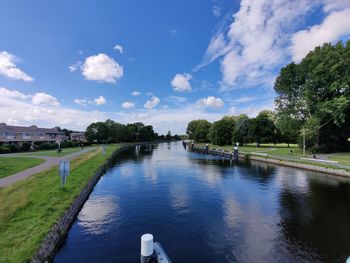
0;147;98;188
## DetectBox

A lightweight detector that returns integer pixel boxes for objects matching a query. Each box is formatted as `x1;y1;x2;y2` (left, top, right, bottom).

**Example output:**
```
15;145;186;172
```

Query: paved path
0;147;98;188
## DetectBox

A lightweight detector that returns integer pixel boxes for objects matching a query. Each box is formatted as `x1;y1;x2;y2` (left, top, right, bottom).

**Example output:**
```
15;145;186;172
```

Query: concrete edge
30;143;140;263
188;143;350;178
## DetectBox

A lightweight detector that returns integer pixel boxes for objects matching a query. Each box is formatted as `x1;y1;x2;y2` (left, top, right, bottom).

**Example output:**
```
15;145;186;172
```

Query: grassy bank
198;143;350;171
0;144;120;263
20;146;93;157
0;157;45;179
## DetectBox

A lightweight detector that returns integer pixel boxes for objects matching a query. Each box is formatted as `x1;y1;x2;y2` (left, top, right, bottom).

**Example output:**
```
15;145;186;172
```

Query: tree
247;112;277;146
276;115;301;147
275;41;350;152
165;131;172;141
186;120;212;142
208;116;236;146
232;114;250;145
85;122;109;143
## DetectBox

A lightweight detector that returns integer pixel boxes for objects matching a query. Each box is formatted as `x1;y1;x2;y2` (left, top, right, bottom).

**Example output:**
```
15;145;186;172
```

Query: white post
303;130;306;157
141;233;154;263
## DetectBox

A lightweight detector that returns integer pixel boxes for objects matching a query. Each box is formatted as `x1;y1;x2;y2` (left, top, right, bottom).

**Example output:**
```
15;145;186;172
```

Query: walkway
0;147;98;188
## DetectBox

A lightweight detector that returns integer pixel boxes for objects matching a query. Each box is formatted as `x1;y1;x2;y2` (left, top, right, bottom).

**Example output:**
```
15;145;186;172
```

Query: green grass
21;146;92;157
0;144;120;263
198;142;350;169
327;153;350;166
0;157;45;179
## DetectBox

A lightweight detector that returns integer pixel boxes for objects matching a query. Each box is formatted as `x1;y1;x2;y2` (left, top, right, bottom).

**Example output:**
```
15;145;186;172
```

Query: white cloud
122;101;135;109
322;0;350;12
81;53;123;83
227;96;256;105
114;44;123;54
291;8;350;62
0;87;108;130
74;98;88;106
132;91;141;96
0;51;33;82
0;87;30;100
32;93;60;106
164;96;187;105
170;29;177;36
212;5;221;17
74;96;106;106
93;95;107;106
144;96;160;109
197;0;322;90
197;96;224;108
228;102;274;117
69;61;82;72
171;73;192;92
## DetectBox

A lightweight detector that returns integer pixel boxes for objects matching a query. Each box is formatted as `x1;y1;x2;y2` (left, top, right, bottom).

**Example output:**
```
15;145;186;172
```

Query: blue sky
1;0;350;134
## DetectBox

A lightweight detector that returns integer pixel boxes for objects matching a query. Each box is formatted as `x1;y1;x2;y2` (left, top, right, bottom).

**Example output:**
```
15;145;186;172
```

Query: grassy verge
0;144;120;263
0;157;45;179
20;146;93;157
198;143;350;171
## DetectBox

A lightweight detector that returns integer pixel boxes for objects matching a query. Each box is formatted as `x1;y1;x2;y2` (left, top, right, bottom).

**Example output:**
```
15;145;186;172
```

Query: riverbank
0;144;125;263
190;143;350;177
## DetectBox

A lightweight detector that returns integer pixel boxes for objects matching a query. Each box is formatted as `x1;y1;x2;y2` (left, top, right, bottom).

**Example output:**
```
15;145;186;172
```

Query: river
54;142;350;263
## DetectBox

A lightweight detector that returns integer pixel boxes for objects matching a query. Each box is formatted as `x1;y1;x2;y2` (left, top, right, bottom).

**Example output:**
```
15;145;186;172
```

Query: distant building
70;132;86;142
0;123;64;144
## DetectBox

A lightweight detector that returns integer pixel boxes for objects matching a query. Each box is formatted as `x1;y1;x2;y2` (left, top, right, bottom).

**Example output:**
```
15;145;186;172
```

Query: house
0;123;64;145
70;132;86;142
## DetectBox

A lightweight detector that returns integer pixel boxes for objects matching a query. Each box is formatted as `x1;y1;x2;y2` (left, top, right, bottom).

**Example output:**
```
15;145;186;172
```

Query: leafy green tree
208;116;236;146
276;115;301;147
247;112;277;146
232;114;250;145
85;122;109;143
275;41;350;152
186;120;212;143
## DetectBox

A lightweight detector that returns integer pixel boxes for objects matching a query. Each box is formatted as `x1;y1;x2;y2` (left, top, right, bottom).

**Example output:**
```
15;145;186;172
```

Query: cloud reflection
77;195;119;235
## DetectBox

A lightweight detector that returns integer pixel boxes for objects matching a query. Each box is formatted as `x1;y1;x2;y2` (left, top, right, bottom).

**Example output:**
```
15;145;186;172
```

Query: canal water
54;142;350;263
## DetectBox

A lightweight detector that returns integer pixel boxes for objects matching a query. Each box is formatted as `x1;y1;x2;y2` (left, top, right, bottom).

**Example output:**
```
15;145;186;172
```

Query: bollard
141;234;154;263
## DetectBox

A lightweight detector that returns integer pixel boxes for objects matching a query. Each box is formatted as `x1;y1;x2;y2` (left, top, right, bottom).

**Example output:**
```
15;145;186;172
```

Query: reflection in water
77;195;119;235
55;143;350;263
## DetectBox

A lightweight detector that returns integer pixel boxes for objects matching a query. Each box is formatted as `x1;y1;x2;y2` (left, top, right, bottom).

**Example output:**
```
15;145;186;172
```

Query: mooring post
141;233;154;263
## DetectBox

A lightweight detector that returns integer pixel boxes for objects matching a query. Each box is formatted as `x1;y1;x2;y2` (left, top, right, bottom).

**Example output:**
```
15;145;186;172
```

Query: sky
1;0;350;134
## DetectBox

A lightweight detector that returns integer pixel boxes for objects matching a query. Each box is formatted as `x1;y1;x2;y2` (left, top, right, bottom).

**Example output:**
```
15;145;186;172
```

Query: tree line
186;111;296;147
187;40;350;152
85;119;180;143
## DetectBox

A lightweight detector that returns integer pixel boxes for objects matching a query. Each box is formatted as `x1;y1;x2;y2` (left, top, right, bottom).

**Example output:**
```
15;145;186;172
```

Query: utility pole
303;129;306;157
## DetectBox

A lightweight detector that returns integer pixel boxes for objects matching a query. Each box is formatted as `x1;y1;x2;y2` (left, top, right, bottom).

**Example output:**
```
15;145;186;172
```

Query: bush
20;142;32;152
38;143;58;150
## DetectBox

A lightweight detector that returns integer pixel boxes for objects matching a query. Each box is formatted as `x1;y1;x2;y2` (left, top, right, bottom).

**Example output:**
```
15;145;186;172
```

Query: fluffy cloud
197;96;224;108
198;0;350;90
171;73;192;92
144;96;160;109
291;8;350;61
74;95;106;106
0;51;33;82
0;87;108;129
0;87;30;100
81;53;123;83
32;93;60;106
132;91;141;96
114;44;123;54
93;95;107;105
122;101;135;109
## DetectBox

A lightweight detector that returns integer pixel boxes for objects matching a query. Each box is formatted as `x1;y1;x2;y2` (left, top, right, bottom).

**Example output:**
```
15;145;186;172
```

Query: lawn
0;157;45;179
198;143;350;168
21;146;93;157
0;144;120;263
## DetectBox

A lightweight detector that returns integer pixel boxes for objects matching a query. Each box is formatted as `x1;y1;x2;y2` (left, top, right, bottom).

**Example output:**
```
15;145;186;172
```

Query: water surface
54;142;350;263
